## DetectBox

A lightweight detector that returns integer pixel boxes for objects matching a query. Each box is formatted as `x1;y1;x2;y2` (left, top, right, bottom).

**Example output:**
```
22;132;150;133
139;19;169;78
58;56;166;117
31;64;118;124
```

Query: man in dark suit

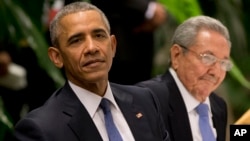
91;0;167;84
14;2;169;141
137;15;231;141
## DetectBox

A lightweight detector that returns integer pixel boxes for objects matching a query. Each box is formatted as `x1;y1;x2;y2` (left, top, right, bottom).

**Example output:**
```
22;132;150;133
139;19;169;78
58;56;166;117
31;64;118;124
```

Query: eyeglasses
178;44;233;71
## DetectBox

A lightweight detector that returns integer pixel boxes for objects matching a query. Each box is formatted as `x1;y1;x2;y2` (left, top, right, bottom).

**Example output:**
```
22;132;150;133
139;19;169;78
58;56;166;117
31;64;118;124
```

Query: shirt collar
68;81;120;118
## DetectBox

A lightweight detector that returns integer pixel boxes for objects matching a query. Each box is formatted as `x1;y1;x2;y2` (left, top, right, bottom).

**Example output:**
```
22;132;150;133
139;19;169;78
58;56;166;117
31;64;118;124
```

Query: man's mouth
82;58;105;67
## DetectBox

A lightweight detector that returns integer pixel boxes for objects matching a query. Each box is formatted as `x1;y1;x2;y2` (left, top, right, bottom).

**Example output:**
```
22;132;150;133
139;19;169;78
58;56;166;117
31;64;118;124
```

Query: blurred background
0;0;250;141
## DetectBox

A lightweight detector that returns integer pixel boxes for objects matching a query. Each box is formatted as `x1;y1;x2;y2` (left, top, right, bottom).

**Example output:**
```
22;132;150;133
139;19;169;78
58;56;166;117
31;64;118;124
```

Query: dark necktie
100;98;123;141
196;103;216;141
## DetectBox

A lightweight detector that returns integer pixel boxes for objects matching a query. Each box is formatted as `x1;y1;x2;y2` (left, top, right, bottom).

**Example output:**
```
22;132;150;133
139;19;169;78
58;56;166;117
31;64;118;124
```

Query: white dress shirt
169;68;217;141
68;81;135;141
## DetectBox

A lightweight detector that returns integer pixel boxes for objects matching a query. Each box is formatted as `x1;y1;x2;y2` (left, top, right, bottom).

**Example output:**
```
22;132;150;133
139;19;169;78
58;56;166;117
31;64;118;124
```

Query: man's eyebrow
92;28;108;34
66;28;108;43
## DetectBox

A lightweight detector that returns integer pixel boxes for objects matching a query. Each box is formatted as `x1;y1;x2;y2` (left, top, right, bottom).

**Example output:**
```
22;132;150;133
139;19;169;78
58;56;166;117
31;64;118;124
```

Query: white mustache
200;75;218;84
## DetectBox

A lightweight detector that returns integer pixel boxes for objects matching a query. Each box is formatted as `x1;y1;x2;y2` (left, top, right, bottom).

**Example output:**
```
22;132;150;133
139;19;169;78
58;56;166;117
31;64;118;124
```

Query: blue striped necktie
100;98;123;141
196;103;216;141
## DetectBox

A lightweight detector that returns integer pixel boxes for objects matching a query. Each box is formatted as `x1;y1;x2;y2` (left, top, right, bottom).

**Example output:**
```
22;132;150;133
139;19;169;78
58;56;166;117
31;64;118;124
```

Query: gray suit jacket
136;70;227;141
14;82;169;141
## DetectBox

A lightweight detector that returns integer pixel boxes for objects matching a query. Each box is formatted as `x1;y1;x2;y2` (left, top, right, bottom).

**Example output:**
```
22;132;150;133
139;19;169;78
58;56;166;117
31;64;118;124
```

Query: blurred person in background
0;41;28;141
0;39;57;124
91;0;167;84
0;41;28;125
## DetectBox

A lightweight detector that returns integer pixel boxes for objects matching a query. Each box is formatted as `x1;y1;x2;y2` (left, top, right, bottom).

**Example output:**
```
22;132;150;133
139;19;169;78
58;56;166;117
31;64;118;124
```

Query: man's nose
84;37;99;55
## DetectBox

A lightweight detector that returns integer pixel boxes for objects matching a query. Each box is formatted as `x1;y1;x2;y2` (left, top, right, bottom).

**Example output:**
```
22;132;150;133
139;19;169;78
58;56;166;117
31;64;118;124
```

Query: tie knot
196;103;209;117
100;98;111;114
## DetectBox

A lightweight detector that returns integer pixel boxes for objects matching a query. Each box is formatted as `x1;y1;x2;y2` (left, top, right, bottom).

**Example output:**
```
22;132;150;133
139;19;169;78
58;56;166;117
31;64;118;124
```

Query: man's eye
221;60;229;65
96;33;106;38
70;39;81;44
204;54;216;61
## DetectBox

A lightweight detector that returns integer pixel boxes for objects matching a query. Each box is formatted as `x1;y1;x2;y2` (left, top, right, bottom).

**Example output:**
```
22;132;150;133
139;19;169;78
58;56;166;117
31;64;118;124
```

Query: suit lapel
61;83;103;141
110;85;147;140
68;107;102;141
164;72;193;141
210;94;225;141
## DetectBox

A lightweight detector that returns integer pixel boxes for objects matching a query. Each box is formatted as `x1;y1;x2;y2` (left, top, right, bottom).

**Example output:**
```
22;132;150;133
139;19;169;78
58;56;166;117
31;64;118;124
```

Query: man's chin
86;73;108;83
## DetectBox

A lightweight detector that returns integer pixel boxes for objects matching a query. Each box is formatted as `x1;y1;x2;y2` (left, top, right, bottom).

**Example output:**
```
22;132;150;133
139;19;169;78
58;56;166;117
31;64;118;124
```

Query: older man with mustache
137;15;232;141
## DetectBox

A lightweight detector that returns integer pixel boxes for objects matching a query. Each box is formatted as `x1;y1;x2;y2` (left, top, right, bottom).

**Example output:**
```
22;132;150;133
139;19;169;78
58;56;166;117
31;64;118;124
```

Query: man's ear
110;35;117;58
170;44;182;70
48;47;63;68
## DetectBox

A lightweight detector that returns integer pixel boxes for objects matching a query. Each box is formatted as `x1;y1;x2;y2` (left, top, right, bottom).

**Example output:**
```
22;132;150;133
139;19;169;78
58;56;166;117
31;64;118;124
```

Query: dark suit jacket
136;70;228;141
14;82;169;141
